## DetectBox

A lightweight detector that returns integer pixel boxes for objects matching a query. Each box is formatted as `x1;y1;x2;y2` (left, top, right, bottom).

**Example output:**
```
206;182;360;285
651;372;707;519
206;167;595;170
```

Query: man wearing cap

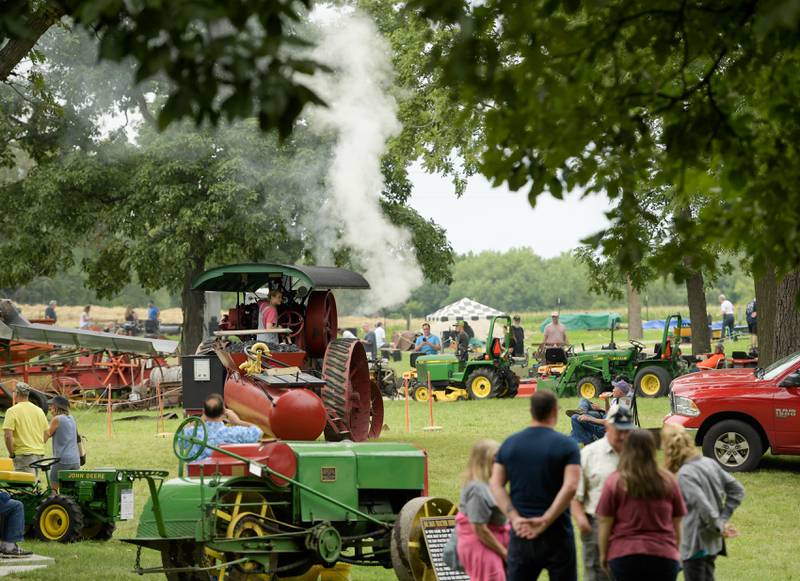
3;382;48;474
568;378;633;445
571;405;634;581
454;321;471;362
511;316;525;356
543;312;568;348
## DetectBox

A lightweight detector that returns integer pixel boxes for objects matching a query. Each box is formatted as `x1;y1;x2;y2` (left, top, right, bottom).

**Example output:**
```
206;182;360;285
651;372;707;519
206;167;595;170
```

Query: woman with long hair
662;424;744;581
596;429;687;581
455;439;510;581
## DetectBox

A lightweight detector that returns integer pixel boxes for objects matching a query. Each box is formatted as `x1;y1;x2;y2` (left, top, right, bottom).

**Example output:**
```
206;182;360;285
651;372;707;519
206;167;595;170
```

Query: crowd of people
453;391;744;581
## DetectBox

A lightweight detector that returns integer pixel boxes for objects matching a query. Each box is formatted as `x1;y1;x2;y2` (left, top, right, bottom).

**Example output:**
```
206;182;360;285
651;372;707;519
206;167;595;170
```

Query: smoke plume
306;10;422;312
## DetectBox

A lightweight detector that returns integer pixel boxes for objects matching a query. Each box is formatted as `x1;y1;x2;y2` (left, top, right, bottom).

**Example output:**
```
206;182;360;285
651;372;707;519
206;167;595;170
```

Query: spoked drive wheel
305;291;338;358
369;380;384;439
322;339;376;441
391;497;457;581
277;309;305;341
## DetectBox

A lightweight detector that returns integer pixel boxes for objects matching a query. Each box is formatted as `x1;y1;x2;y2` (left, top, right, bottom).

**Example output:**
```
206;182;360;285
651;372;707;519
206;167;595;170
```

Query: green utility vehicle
0;457;167;542
413;315;520;400
126;418;454;580
537;314;687;398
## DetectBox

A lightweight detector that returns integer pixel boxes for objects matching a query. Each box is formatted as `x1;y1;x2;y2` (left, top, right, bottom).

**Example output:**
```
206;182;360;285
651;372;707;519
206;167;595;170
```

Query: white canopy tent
426;298;507;340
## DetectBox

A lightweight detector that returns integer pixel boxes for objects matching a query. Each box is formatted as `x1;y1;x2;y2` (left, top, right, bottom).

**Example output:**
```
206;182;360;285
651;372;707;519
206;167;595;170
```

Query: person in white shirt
78;305;92;329
374;322;386;349
570;405;634;581
718;294;735;340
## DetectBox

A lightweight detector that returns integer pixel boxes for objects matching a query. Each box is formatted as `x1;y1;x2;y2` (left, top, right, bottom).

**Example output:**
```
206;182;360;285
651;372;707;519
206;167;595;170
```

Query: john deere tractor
0;457;166;542
537;314;687;398
410;315;519;401
126;418;456;581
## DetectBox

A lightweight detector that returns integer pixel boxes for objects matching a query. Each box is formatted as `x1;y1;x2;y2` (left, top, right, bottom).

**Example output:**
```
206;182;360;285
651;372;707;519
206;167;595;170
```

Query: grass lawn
8;388;800;580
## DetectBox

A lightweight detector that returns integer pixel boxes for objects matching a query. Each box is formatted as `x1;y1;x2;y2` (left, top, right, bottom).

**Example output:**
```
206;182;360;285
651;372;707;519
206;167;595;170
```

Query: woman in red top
596;430;687;581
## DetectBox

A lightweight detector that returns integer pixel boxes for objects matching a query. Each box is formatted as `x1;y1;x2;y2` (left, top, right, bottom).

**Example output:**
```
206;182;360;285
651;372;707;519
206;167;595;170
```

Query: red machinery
192;263;382;442
0;299;178;408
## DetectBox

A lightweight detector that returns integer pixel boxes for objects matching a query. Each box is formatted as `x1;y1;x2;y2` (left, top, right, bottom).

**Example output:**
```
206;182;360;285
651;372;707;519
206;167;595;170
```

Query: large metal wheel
369;380;384;440
322;339;375;442
391;497;457;581
304;291;338;358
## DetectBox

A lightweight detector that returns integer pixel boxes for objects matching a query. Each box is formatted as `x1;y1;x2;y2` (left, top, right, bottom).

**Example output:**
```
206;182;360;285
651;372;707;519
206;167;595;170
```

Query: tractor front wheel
33;495;85;543
577;376;603;399
634;366;672;398
412;385;430;402
465;368;498;400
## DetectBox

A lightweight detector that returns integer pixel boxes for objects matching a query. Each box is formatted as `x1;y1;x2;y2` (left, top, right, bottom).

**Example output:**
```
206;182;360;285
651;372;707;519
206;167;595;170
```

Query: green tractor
411;315;519;401
126;418;456;580
537;314;687;398
0;456;166;542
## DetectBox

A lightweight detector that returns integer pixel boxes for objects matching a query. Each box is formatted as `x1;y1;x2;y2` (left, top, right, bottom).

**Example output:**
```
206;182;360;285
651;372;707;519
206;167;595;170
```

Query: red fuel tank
224;373;327;441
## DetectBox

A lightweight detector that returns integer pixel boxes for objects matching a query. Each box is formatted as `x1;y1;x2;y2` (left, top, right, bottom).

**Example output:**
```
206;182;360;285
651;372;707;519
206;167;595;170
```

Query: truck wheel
465;368;498;400
634;366;671;397
702;420;764;472
577;376;602;399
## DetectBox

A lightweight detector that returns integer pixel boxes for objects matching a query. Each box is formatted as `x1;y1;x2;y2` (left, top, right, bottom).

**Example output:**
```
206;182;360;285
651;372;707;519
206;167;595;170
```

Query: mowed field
7;393;800;581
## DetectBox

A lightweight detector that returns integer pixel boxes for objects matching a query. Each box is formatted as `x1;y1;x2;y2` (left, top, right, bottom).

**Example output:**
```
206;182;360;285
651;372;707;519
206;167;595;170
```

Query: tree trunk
180;257;206;355
626;276;643;341
686;270;711;355
755;265;777;366
0;3;64;82
772;270;800;364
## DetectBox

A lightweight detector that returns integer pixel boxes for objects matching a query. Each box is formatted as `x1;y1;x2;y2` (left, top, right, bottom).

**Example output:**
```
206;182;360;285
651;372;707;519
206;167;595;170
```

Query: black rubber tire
33;495;85;543
465;368;499;400
576;376;603;399
702;419;764;472
82;520;116;541
634;366;672;398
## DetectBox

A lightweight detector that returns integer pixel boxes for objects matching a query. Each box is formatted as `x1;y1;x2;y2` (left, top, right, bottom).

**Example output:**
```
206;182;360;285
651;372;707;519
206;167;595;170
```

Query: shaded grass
11;395;796;580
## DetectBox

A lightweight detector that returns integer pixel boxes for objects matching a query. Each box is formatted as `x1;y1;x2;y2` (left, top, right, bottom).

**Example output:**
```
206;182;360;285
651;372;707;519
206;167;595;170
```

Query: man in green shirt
3;382;48;474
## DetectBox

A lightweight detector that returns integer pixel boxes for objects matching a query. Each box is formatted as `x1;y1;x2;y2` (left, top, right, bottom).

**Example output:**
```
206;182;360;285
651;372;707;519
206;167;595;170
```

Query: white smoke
305;9;423;312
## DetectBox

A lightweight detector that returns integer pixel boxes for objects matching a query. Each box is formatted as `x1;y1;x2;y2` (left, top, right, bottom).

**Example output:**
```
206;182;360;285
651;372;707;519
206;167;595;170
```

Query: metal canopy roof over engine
192;263;370;292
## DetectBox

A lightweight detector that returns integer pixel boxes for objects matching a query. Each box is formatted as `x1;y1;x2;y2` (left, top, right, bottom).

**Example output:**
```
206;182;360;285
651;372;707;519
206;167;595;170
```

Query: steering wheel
173;417;208;462
28;457;61;470
630;339;646;350
277;310;305;338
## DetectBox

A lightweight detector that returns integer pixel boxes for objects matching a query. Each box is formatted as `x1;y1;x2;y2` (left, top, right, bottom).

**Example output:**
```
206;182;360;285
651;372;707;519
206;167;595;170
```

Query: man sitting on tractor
188;394;263;461
0;491;31;557
567;377;633;445
454;321;470;362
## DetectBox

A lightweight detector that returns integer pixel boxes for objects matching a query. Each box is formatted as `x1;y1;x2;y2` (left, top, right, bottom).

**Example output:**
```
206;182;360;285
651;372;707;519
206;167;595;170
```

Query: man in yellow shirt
3;382;48;474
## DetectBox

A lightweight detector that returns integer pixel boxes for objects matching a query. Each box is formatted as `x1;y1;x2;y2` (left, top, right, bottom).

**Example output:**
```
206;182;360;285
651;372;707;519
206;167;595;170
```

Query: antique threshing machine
187;264;383;442
126;417;455;580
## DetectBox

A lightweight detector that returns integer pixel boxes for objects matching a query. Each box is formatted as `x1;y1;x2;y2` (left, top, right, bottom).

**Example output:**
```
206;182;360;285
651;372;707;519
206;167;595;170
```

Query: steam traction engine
188;263;383;443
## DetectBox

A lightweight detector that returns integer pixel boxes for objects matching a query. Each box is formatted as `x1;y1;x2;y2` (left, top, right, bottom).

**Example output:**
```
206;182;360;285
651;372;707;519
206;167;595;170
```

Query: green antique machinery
537;314;687;398
126;418;455;580
411;315;520;401
0;456;167;542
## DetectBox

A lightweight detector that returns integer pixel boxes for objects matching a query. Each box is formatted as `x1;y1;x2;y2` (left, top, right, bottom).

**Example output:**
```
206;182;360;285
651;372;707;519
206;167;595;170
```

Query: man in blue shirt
145;300;160;334
188;394;262;461
413;323;442;355
491;390;581;581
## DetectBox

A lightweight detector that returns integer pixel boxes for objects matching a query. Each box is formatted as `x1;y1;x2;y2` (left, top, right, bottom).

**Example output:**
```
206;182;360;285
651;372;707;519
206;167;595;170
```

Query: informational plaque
120;489;134;520
420;516;471;581
193;358;211;381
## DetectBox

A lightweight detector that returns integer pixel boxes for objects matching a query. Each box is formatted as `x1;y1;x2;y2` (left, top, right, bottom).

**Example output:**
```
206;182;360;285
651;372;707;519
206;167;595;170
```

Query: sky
407;162;614;258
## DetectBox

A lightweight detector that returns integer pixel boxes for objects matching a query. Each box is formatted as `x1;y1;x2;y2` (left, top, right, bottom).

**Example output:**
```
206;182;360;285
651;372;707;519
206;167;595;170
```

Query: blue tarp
642;319;723;331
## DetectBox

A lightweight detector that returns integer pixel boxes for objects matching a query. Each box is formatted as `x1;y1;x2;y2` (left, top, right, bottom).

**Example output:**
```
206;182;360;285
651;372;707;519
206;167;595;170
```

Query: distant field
18;304;183;327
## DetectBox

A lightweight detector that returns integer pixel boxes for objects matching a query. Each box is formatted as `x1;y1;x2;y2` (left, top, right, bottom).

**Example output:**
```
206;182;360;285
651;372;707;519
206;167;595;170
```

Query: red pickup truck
664;351;800;471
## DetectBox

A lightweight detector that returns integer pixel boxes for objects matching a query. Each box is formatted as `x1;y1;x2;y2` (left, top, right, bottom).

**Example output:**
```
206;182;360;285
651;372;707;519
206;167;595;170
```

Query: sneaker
1;544;32;558
565;409;581;417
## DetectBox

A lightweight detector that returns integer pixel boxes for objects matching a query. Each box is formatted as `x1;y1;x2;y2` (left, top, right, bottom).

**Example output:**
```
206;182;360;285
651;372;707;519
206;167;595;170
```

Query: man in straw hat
2;382;48;474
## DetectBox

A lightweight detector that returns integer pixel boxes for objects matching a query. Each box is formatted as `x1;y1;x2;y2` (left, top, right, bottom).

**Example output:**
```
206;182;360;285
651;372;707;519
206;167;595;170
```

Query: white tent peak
427;298;506;322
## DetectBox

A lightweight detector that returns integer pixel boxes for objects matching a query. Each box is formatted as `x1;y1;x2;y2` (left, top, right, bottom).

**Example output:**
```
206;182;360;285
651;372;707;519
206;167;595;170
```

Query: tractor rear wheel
33;495;84;543
322;339;374;442
577;376;603;399
391;497;456;581
465;368;499;400
81;520;116;540
634;366;672;397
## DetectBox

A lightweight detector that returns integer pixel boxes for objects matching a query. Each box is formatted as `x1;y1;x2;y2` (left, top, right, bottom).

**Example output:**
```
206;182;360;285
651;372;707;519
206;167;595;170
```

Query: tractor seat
0;458;36;484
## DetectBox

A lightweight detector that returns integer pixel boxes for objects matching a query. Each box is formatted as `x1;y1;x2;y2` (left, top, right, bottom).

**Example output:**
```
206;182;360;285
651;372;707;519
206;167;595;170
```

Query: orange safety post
404;377;411;433
422;371;442;432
